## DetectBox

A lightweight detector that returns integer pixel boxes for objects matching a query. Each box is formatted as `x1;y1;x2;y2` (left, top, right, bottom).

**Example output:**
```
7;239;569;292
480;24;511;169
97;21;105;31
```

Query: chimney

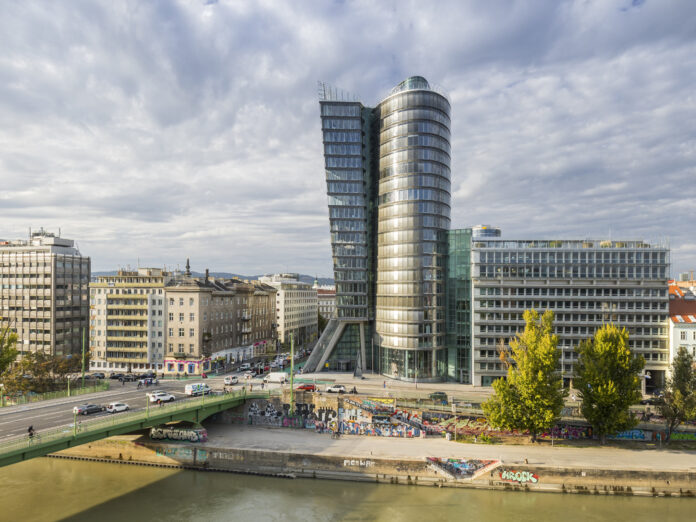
205;268;209;283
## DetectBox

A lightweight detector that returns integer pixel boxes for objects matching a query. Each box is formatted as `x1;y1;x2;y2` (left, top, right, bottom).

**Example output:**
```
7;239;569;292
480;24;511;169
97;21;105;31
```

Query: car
240;363;251;371
326;384;346;394
296;384;317;392
243;371;254;379
147;391;175;403
429;392;448;405
91;372;106;379
122;374;137;382
109;373;125;380
138;371;156;379
73;404;105;415
139;377;159;385
106;402;129;413
224;375;239;385
640;397;664;406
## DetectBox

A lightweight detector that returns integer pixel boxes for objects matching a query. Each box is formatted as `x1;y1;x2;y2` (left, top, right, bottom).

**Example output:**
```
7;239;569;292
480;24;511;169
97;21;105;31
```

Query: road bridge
0;390;273;468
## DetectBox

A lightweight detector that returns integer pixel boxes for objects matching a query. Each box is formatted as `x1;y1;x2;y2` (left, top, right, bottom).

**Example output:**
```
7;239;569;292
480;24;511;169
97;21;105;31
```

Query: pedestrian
383;380;386;389
250;384;253;391
261;382;264;390
158;399;162;407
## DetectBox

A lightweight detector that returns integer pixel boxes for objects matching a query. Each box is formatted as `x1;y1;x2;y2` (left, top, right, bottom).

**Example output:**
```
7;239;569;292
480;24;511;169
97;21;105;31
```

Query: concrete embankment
50;434;696;497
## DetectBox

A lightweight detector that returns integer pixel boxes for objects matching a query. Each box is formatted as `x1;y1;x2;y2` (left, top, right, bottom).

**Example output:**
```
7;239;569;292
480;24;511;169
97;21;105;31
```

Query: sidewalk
205;424;696;472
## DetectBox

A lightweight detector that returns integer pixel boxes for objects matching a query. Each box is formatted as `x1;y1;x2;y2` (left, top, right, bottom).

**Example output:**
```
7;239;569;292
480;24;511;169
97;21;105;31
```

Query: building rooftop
669;283;696;324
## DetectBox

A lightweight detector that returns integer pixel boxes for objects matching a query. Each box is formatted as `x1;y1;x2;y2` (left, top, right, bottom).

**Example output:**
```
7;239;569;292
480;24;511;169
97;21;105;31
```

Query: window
179;328;185;336
168;328;173;336
179;313;184;321
190;312;195;321
681;331;687;341
169;298;174;305
168;343;173;353
189;344;194;353
169;312;174;321
189;328;194;337
189;298;194;306
179;298;184;306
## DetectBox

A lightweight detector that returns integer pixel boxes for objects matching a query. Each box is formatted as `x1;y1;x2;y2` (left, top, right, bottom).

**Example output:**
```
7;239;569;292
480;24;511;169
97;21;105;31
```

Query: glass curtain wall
375;77;451;381
446;229;472;383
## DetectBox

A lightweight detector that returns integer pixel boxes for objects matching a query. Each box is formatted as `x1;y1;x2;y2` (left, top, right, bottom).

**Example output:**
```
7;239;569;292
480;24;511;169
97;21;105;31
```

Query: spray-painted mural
499;469;539;484
427;457;499;479
150;426;208;443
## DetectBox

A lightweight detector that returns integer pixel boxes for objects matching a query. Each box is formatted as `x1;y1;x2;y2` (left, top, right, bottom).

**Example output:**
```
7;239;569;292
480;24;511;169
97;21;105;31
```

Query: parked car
147;391;175;403
106;402;129;413
185;383;211;396
240;363;251;371
109;373;124;380
264;372;288;385
296;384;316;392
429;392;448;405
224;375;239;385
640;396;664;406
139;371;156;379
73;404;105;415
139;377;159;385
91;372;105;379
326;384;346;394
243;371;254;379
122;374;137;382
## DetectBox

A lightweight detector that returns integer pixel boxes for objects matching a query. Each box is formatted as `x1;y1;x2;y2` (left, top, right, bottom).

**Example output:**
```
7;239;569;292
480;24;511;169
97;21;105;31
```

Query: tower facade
307;76;450;381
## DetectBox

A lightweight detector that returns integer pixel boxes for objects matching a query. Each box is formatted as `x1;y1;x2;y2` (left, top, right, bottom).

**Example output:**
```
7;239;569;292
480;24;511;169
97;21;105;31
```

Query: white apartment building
0;229;90;357
313;281;337;318
259;273;318;347
89;268;172;372
668;283;696;365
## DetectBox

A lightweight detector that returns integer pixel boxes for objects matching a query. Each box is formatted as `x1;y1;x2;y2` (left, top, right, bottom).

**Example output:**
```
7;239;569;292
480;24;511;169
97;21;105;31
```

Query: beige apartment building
163;267;237;375
89;268;172;373
259;273;317;348
0;229;90;357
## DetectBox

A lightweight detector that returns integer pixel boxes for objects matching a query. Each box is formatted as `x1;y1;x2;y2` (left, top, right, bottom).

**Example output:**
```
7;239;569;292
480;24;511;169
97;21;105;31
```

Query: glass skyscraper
304;76;451;381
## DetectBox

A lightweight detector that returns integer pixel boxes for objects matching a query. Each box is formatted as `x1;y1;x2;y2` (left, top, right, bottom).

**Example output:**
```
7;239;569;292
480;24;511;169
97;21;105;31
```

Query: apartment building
668;283;696;365
0;229;90;357
259;273;317;347
314;282;337;318
89;268;172;373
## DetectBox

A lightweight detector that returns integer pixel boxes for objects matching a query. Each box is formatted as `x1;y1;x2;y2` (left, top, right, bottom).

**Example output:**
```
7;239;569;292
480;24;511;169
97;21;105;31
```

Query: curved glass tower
376;77;451;381
312;76;450;381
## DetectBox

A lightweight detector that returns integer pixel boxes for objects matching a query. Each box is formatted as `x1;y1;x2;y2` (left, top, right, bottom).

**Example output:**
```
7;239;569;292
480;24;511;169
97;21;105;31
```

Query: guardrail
0;390;278;456
1;382;111;407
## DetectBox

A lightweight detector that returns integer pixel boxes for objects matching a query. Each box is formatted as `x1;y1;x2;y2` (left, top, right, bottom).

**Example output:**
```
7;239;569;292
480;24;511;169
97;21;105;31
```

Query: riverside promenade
206;424;696;472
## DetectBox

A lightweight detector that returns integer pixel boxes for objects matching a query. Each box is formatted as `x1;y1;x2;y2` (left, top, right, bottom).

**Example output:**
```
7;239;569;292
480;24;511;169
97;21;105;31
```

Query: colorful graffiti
340;421;420;438
540;424;592;440
343;459;375;468
499;469;539;484
427;457;498;479
609;429;648;440
150;426;208;443
670;432;696;441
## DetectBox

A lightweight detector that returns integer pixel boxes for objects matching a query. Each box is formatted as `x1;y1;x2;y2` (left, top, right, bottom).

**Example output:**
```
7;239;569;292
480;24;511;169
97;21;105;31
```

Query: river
1;458;692;521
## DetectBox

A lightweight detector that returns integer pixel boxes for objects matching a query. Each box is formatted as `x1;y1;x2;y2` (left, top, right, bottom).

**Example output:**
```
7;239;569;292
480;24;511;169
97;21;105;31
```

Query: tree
0;325;19;375
317;312;328;335
574;324;644;444
482;309;566;442
658;346;696;443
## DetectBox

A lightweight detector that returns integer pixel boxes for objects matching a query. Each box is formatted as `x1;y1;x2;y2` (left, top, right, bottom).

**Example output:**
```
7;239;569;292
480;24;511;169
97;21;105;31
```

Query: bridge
0;390;273;468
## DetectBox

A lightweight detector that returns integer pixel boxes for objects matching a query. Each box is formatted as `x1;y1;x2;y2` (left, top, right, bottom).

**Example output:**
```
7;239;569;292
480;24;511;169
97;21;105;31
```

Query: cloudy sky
1;0;695;277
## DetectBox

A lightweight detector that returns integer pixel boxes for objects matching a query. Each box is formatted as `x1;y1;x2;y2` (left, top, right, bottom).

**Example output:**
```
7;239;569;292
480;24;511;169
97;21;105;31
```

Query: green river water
0;458;692;521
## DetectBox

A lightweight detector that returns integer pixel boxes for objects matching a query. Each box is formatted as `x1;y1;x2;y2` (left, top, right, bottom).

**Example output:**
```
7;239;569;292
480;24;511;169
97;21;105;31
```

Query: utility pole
290;332;295;415
81;327;86;388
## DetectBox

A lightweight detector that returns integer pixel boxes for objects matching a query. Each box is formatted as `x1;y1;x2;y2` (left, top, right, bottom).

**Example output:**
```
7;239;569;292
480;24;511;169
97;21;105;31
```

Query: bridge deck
0;390;275;468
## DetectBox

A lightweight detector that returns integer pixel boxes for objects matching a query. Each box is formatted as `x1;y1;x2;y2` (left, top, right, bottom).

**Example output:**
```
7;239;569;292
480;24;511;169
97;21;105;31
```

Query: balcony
241;311;252;321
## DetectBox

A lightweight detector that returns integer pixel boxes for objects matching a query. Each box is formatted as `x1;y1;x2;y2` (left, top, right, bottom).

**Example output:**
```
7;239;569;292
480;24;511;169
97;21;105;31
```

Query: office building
306;76;451;380
0;229;90;357
314;281;337;318
89;268;172;373
259;273;317;348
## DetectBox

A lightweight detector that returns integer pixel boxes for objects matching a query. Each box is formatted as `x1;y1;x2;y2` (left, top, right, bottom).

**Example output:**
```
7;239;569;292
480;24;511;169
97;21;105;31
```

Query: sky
1;0;695;277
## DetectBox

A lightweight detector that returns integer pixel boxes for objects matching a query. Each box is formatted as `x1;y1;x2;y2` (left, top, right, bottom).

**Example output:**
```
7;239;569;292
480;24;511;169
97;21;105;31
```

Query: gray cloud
0;0;695;276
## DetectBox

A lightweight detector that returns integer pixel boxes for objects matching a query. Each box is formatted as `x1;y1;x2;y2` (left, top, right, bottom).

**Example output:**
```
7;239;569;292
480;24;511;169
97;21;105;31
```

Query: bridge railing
0;389;277;456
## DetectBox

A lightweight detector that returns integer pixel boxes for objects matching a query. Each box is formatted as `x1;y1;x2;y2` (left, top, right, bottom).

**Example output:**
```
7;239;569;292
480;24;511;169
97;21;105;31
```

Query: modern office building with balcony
305;76;451;380
89;267;172;373
0;229;90;357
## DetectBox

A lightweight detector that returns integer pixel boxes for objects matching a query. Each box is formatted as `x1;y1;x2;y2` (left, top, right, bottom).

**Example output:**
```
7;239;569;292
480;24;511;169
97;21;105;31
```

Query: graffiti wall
499;469;539;484
150;426;208;443
427;457;498;479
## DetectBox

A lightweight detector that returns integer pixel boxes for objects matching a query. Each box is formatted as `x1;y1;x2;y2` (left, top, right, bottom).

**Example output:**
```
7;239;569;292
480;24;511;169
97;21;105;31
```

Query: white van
185;383;211;396
239;363;251;371
263;372;288;384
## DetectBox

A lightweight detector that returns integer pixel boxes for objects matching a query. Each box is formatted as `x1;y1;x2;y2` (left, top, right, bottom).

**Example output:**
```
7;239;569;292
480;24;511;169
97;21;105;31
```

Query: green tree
574;324;644;444
1;351;54;396
658;346;696;443
317;312;328;335
482;309;566;442
0;325;19;375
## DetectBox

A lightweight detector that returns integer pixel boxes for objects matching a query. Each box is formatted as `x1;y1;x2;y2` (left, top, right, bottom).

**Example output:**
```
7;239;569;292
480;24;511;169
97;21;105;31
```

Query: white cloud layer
1;0;695;276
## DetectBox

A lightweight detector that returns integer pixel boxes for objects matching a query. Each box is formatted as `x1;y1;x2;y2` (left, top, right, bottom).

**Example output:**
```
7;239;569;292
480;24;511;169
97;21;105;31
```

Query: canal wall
50;435;696;497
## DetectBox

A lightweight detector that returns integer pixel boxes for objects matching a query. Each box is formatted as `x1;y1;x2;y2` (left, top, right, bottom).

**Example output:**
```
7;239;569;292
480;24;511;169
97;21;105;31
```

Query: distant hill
91;271;334;286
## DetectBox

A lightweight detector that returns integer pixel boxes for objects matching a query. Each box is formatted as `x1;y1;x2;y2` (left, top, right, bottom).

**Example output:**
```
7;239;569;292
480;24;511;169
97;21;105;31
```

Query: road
0;370;279;441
